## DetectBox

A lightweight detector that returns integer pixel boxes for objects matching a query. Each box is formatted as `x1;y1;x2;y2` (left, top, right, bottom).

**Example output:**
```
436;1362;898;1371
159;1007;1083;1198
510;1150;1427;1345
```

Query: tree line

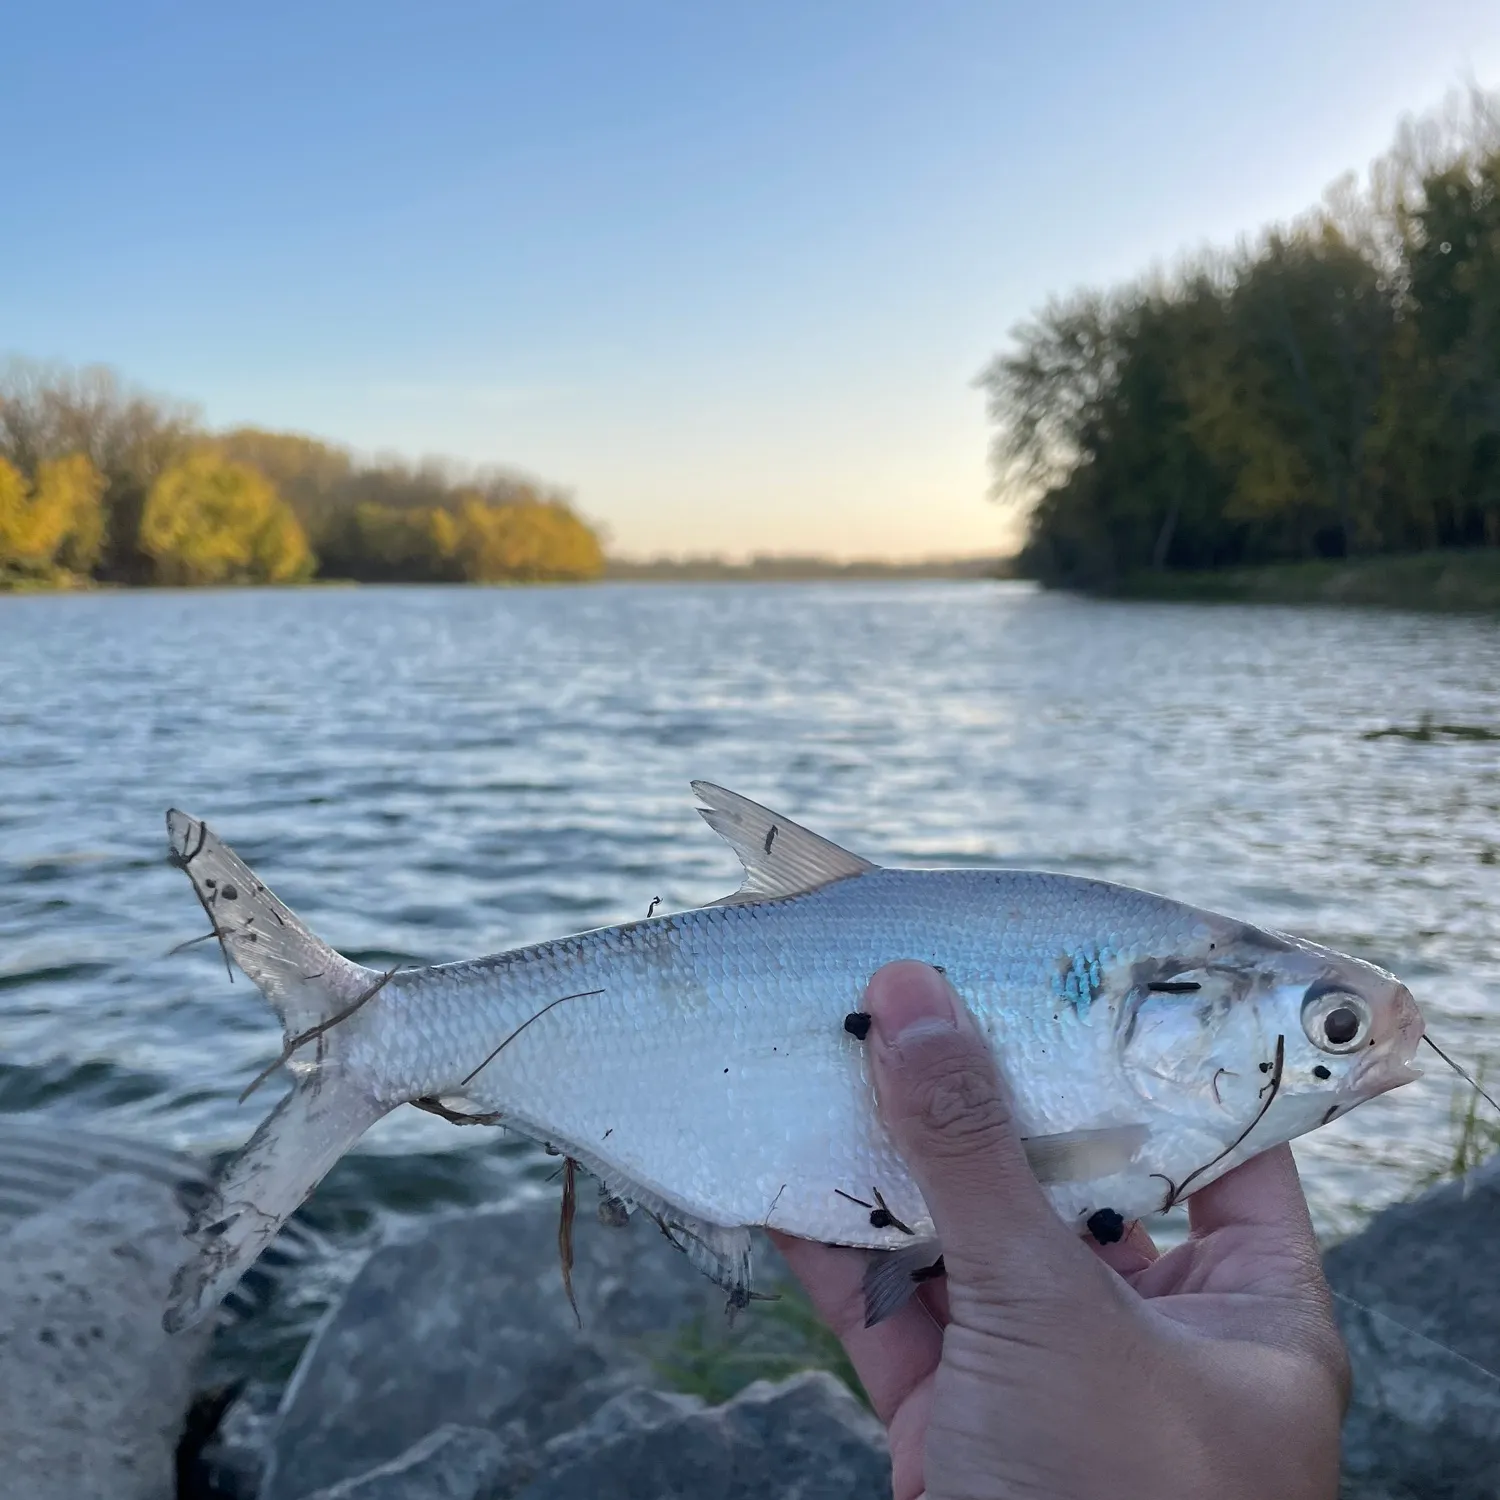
0;366;604;588
980;88;1500;587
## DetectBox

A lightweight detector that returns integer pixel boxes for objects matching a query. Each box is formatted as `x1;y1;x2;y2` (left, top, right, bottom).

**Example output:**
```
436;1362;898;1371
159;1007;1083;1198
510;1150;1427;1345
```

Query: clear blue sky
3;2;1497;559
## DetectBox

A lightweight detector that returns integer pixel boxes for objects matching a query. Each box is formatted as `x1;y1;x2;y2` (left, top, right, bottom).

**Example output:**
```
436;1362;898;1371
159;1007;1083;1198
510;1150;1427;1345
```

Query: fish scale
158;781;1424;1332
385;871;1181;1241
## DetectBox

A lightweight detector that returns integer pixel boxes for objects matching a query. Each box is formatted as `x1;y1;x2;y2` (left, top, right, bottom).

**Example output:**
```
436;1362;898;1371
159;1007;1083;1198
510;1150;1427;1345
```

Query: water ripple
1;581;1498;1252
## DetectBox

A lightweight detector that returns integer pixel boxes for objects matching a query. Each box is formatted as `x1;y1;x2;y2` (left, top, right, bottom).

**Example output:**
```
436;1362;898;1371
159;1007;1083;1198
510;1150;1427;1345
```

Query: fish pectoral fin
1021;1124;1149;1184
862;1237;944;1327
691;782;876;906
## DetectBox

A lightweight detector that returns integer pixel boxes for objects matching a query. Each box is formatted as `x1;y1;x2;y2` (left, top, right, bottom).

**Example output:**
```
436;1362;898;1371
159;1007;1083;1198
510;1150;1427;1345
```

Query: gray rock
303;1424;515;1500
1325;1156;1500;1375
1326;1157;1500;1499
515;1370;889;1500
199;1380;282;1500
0;1171;211;1500
261;1195;745;1500
539;1385;706;1466
0;1117;212;1232
1335;1298;1500;1500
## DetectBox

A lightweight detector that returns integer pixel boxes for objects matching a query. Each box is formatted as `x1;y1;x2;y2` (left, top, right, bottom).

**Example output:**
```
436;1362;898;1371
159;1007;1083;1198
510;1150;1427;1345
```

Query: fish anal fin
1021;1124;1149;1184
690;782;875;906
582;1154;755;1311
653;1214;754;1314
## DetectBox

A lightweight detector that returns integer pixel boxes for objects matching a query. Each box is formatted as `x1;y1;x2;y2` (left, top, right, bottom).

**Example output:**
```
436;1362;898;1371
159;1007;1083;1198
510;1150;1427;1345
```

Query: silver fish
161;782;1424;1332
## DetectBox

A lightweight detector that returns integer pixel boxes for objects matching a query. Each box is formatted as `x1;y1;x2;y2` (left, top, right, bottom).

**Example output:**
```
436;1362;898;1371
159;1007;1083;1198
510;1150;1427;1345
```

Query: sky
3;3;1499;560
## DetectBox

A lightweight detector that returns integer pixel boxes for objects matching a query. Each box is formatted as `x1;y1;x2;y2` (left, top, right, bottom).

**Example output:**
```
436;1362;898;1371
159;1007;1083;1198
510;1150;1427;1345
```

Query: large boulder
302;1424;517;1500
1325;1156;1500;1499
260;1194;758;1500
515;1371;889;1500
0;1171;212;1500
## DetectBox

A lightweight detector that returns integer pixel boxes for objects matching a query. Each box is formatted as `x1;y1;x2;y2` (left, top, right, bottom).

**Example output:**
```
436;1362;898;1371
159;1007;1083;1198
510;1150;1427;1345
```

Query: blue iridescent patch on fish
1053;947;1108;1020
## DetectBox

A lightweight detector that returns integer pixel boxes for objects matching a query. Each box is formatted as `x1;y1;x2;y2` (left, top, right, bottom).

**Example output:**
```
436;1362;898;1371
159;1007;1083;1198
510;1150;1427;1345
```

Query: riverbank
1110;549;1500;612
2;557;1015;592
603;554;1011;582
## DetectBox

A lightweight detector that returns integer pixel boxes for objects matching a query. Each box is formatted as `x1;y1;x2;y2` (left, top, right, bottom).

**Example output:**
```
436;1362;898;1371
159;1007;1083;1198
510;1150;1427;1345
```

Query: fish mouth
1349;1054;1424;1100
1344;984;1422;1104
1346;982;1425;1100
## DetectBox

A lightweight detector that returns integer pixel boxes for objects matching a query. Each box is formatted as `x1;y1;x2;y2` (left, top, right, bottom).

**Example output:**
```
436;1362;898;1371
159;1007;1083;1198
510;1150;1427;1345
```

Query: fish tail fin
164;1070;386;1332
163;810;395;1332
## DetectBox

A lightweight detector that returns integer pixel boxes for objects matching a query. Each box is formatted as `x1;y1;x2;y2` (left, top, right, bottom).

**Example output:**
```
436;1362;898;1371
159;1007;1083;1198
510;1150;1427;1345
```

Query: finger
865;961;1081;1300
1089;1218;1159;1277
917;1271;950;1326
768;1230;943;1425
1187;1144;1317;1246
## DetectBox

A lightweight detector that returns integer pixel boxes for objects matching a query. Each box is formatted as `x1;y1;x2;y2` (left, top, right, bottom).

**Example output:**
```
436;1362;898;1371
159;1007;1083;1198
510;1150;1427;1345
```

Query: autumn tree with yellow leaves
0;452;106;583
1;361;607;589
138;451;313;585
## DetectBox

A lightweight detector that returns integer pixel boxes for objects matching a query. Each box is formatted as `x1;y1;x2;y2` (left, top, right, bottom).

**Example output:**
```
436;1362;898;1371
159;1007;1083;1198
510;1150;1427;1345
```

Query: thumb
865;961;1080;1307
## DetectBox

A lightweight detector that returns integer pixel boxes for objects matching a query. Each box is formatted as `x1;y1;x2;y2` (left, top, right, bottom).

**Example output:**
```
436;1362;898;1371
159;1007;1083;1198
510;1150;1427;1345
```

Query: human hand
772;961;1349;1500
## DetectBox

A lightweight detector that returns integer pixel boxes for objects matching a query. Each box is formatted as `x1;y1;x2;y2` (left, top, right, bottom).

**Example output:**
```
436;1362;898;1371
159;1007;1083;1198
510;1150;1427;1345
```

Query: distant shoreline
1;559;1018;594
1104;550;1500;613
604;555;1014;582
14;552;1500;609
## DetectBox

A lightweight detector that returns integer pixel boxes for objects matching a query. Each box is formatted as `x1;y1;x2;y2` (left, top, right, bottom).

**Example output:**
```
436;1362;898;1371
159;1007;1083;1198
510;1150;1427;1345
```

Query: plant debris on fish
161;782;1426;1333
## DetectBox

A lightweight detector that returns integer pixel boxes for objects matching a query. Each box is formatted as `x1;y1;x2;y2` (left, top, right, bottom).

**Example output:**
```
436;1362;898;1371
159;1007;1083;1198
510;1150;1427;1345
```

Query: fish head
1116;921;1424;1161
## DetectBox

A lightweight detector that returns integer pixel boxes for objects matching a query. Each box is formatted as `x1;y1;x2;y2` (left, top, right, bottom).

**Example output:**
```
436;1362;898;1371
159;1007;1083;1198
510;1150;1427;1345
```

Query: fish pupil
1323;1007;1359;1045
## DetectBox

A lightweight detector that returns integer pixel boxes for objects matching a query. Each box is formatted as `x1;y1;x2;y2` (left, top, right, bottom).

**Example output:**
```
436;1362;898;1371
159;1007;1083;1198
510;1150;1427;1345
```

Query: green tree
139;451;313;585
981;88;1500;588
324;502;462;582
1383;150;1500;545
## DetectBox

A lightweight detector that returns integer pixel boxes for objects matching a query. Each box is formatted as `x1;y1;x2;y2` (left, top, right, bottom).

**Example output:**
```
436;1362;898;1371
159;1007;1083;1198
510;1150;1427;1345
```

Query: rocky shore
2;1122;1496;1500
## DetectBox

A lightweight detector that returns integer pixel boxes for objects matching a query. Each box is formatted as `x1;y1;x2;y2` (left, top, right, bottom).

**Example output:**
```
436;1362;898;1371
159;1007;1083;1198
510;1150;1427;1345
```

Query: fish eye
1301;990;1370;1054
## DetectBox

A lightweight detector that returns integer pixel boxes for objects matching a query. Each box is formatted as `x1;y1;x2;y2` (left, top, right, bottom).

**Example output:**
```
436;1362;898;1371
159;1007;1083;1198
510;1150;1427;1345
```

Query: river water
2;581;1498;1334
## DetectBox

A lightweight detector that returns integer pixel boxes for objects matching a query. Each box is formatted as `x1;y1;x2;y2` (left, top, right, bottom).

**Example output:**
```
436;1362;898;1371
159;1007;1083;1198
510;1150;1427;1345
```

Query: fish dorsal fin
691;782;876;905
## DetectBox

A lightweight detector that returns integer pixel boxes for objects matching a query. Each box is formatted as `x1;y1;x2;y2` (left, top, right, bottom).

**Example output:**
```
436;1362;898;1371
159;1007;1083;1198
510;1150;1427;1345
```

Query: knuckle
898;1045;1015;1156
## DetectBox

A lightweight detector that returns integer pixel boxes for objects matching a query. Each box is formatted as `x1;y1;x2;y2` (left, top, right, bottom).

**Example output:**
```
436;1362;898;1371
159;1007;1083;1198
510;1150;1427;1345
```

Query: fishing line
167;930;223;956
1421;1035;1500;1115
1330;1291;1500;1388
1162;1033;1285;1210
457;988;606;1087
239;964;403;1102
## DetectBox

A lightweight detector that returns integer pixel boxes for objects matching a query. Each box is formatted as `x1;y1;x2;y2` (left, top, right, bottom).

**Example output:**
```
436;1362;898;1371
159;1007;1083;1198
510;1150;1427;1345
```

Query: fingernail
868;961;959;1045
